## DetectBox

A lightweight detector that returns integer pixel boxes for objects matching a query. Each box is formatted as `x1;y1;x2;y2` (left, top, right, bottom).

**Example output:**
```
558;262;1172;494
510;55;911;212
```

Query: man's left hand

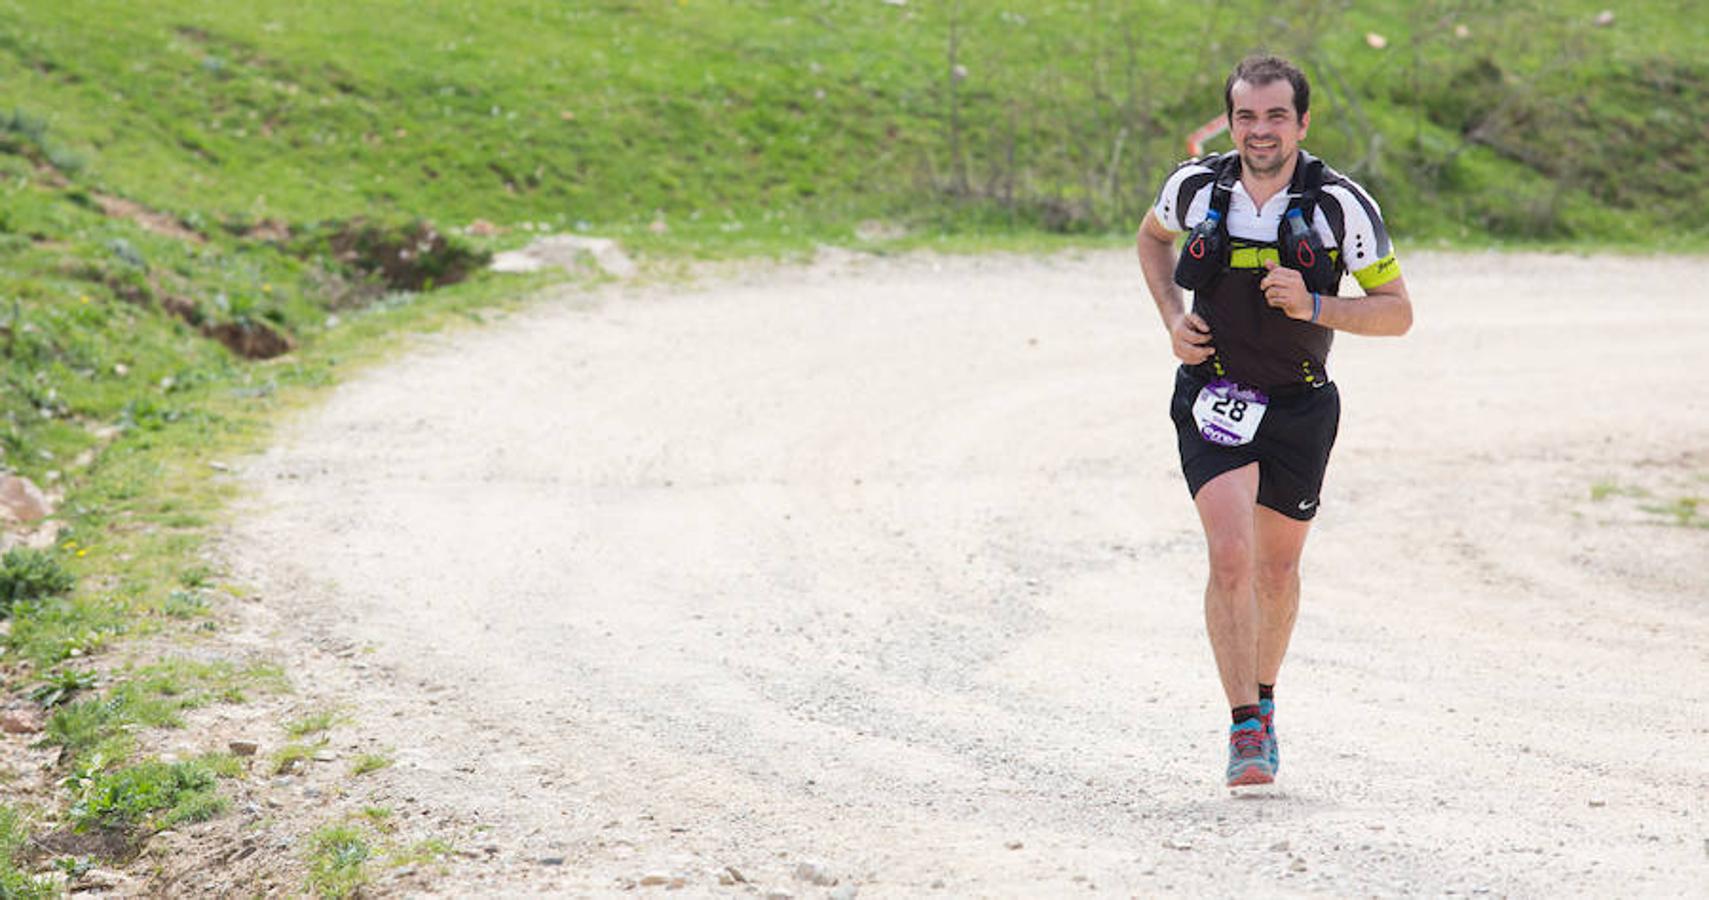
1261;260;1313;321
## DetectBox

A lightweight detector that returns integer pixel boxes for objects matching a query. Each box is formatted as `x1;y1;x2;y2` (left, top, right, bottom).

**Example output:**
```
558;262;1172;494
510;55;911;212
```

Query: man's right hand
1170;313;1215;364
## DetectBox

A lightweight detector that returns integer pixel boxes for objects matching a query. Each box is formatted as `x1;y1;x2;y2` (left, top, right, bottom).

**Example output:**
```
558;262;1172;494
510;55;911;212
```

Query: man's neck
1240;151;1299;210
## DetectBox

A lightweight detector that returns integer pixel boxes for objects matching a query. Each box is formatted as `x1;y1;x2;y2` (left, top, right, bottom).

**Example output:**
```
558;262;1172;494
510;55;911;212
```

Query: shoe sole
1226;764;1274;787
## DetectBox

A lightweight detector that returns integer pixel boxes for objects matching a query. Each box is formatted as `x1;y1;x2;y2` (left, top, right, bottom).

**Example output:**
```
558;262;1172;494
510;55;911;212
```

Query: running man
1134;55;1413;787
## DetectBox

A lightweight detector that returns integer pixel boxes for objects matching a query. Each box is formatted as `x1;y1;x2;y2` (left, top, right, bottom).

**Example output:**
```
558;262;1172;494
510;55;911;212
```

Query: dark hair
1223;55;1310;121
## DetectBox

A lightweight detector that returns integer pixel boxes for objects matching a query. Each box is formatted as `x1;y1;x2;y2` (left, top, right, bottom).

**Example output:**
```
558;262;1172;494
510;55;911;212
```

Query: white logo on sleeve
1298;499;1318;511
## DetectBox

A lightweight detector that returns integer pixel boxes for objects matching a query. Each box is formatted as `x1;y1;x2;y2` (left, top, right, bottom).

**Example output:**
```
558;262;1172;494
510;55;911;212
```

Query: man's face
1228;77;1310;177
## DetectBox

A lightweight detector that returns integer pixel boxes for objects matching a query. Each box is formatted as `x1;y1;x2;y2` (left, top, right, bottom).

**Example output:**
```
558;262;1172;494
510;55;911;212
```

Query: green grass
0;0;1702;882
1589;480;1707;529
43;658;287;762
0;547;76;618
306;811;454;890
28;665;98;708
285;708;347;738
0;805;56;899
270;739;325;776
1590;481;1651;502
3;0;1706;252
350;752;393;777
159;589;210;619
306;825;371;899
389;837;455;869
1639;496;1707;530
67;754;237;832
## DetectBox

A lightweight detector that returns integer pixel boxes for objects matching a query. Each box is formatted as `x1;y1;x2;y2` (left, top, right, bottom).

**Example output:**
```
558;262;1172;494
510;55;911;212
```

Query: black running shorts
1168;366;1341;521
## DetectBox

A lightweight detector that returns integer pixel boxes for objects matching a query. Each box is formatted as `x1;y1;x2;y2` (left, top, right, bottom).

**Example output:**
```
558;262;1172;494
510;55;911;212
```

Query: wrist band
1310;292;1322;323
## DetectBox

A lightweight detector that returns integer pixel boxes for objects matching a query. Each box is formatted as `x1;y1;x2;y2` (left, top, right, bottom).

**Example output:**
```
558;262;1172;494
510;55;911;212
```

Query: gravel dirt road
224;250;1708;897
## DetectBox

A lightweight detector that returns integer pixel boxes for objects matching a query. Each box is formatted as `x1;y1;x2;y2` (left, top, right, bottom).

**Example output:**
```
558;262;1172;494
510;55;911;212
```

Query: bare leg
1192;464;1262;709
1254;505;1312;685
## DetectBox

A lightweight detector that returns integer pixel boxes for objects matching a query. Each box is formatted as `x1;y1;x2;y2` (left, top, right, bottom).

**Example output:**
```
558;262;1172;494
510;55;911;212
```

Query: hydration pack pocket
1173;209;1228;291
1280;207;1336;294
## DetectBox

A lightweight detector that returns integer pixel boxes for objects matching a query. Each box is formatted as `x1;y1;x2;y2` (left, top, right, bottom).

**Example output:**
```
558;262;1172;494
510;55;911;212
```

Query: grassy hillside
5;0;1707;250
0;0;1704;891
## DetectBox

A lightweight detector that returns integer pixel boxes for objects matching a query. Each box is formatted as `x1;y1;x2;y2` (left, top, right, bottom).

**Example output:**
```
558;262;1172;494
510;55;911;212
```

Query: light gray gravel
226;249;1709;896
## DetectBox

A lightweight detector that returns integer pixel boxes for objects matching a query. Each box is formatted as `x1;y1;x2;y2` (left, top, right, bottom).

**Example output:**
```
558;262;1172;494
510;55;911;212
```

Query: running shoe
1259;698;1278;773
1226;718;1274;786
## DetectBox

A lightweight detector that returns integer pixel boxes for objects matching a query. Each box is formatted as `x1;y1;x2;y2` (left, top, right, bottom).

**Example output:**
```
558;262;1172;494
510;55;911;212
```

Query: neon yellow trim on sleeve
1353;253;1401;290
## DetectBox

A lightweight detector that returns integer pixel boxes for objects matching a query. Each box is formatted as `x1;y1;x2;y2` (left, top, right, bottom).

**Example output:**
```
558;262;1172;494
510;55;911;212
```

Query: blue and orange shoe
1226;718;1274;787
1259;698;1279;774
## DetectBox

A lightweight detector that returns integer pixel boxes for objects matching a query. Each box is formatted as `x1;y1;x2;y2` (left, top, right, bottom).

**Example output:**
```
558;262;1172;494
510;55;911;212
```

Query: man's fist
1260;259;1313;321
1170;312;1215;364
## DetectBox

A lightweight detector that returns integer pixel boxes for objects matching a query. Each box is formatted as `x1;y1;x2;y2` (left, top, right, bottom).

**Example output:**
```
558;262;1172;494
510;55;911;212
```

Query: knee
1256;556;1300;589
1206;539;1255;593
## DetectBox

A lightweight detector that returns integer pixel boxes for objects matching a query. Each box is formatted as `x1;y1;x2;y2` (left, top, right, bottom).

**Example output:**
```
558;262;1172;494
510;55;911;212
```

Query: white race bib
1192;379;1268;446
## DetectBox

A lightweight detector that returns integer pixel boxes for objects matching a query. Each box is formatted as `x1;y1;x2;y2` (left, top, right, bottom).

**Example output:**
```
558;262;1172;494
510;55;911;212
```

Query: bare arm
1136;210;1215;364
1321;274;1412;336
1260;262;1413;337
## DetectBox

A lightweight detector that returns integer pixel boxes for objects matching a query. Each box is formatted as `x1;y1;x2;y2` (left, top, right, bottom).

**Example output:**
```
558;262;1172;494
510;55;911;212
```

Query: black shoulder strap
1208;152;1240;221
1283;151;1340;282
1285;151;1326;219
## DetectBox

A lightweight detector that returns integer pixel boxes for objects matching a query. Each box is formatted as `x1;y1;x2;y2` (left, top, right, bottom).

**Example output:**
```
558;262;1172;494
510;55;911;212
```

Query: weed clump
0;547;76;619
307;825;371;899
0;108;84;174
351;752;392;776
0;805;55;899
29;667;99;708
68;757;229;831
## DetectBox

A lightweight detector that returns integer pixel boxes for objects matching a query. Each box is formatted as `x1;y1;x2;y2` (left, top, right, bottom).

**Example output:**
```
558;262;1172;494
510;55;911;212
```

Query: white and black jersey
1153;151;1401;291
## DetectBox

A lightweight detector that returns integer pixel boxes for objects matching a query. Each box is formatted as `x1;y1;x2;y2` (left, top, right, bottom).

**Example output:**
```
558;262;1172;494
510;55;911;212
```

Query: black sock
1258;683;1274;701
1231;704;1261;725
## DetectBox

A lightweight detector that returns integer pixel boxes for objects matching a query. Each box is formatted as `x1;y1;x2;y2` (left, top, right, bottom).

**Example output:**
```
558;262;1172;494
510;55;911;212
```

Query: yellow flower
76;549;88;557
262;283;273;293
62;539;78;549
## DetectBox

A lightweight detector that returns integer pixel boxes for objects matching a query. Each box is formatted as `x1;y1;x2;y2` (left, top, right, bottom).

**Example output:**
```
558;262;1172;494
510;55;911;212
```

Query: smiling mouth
1246;139;1279;152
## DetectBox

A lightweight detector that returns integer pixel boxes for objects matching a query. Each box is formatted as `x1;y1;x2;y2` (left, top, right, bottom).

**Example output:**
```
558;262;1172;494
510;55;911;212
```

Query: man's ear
1299;110;1311;140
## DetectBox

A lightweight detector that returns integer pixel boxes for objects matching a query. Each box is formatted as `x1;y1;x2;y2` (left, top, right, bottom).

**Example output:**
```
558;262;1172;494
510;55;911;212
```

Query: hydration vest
1173;150;1339;295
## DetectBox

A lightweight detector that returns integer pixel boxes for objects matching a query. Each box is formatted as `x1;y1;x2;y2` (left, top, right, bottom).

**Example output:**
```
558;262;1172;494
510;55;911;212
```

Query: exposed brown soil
201;320;297;361
92;194;205;244
324;219;485;292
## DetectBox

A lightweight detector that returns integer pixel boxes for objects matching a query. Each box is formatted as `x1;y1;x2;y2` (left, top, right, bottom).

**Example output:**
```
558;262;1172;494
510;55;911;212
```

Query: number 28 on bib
1191;380;1268;447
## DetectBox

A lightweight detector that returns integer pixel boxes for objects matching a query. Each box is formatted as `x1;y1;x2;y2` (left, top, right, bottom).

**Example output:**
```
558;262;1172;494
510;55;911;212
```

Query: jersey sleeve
1319;176;1401;291
1153;159;1216;233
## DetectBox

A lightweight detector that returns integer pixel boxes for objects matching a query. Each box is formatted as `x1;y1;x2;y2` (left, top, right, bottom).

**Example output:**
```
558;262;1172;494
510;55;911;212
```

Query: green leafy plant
306;825;371;899
160;589;209;619
44;659;287;758
68;757;230;831
0;547;76;617
29;667;99;708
